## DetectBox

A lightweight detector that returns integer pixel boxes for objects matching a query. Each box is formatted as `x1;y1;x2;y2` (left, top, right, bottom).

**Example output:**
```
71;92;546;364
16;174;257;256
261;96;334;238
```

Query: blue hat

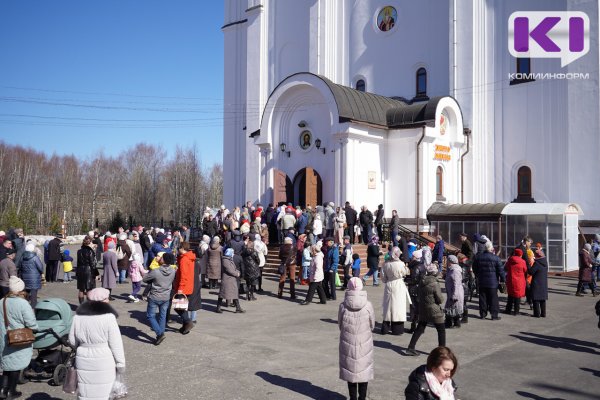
224;248;234;257
64;249;70;256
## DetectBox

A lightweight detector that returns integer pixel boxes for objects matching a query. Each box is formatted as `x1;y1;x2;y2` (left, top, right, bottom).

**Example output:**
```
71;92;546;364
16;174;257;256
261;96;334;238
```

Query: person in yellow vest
62;250;74;282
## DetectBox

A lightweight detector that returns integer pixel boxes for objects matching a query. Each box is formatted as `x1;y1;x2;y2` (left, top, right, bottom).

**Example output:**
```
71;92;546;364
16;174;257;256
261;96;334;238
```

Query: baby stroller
22;298;74;386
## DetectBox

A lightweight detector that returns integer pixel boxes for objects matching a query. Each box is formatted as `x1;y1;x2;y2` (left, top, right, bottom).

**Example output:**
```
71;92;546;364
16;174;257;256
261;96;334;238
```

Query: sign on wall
368;171;376;189
434;144;451;162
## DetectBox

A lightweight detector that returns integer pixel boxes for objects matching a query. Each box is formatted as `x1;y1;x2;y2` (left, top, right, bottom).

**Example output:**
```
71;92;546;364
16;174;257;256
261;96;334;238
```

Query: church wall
348;0;449;98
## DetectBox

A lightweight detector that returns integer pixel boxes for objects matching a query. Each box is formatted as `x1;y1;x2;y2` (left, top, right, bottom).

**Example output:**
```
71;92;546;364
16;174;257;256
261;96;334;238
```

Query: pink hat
87;288;110;302
347;277;363;291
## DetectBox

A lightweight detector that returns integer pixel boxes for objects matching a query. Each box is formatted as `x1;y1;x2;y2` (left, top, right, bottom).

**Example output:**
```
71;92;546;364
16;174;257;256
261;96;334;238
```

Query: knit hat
224;248;234;257
25;243;35;252
412;249;423;260
64;249;70;256
108;241;116;250
595;234;600;241
390;246;402;261
447;255;459;264
133;253;141;262
584;243;592;251
284;237;293;244
87;288;110;302
513;248;523;257
202;235;210;244
347;277;363;291
485;241;494;252
118;233;127;241
8;276;24;293
314;241;323;252
426;264;439;275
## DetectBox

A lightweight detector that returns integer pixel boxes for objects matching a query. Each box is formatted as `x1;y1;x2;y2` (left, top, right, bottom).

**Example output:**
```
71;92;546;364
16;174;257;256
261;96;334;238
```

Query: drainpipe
461;128;471;204
416;126;426;234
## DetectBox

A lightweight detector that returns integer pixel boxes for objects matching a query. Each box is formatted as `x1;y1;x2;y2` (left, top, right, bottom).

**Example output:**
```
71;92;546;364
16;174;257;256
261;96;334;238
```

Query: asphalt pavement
17;248;600;400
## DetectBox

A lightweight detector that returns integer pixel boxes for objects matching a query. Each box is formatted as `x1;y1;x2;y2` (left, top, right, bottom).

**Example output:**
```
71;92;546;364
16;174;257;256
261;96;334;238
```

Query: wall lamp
298;120;307;128
280;142;290;158
315;138;326;154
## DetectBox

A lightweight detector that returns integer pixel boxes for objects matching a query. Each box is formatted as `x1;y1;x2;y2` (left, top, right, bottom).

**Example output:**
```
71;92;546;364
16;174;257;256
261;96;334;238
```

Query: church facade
222;0;600;227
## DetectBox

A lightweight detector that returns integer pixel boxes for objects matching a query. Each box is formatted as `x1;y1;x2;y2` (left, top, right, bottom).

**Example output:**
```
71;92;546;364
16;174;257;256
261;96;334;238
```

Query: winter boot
247;288;252;301
445;316;453;329
391;321;405;335
239;282;246;295
453;316;461;328
215;297;223;314
290;281;296;299
250;285;257;300
234;299;245;313
278;282;284;298
257;275;263;292
381;321;391;335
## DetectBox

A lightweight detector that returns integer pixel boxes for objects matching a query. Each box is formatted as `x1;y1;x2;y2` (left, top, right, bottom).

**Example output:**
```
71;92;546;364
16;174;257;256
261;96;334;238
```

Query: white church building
222;0;600;234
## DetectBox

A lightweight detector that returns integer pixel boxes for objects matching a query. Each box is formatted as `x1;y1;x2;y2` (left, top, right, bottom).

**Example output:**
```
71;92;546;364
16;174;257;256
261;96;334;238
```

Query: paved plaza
18;261;600;400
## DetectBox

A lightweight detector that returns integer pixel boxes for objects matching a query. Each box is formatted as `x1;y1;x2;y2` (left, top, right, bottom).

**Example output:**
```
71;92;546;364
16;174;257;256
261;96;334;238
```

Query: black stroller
22;298;74;386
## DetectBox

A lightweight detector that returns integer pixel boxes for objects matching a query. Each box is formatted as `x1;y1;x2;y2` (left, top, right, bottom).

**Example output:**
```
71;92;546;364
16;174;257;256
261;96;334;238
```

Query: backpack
116;245;126;260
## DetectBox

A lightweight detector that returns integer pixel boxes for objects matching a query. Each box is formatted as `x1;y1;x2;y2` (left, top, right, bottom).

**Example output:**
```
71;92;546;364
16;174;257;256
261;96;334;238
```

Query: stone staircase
263;243;372;276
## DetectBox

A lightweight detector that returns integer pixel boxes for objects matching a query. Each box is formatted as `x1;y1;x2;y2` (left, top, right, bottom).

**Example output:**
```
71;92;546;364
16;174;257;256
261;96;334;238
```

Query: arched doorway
292;167;322;208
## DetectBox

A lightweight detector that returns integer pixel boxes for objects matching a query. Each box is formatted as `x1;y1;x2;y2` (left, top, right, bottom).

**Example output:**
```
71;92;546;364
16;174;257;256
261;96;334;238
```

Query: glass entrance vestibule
427;202;583;272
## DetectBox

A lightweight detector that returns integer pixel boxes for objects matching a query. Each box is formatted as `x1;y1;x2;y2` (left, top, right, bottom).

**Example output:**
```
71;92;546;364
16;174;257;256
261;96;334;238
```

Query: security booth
426;202;583;272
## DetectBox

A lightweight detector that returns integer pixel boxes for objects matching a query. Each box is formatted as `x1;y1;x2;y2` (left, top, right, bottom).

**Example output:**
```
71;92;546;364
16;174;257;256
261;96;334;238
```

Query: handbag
334;272;342;287
3;298;35;347
62;362;78;393
498;282;507;294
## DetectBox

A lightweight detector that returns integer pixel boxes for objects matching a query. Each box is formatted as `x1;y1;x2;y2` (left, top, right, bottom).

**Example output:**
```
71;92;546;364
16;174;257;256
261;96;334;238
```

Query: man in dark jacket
432;235;445;273
472;242;505;320
359;206;374;244
344;202;357;244
389;210;400;247
459;233;473;264
46;234;63;283
375;204;385;240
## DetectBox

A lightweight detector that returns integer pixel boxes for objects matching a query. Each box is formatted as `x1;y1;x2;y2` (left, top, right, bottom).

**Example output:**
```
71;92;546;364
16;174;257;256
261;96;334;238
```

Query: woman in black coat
241;241;261;301
405;346;458;400
363;236;382;286
529;249;549;318
76;236;98;304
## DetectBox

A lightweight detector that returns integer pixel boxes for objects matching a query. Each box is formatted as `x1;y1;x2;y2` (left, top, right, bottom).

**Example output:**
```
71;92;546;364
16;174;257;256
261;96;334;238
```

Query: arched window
436;166;444;199
416;68;427;97
517;166;532;197
356;79;366;92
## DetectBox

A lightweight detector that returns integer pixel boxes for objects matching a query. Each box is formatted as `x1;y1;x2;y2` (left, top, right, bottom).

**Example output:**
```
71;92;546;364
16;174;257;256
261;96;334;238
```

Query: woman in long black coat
76;236;98;304
529;249;548;318
241;241;261;301
363;236;382;286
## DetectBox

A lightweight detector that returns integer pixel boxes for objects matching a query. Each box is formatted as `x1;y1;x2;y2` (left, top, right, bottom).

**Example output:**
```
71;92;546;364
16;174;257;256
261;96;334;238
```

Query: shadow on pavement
529;382;598;400
25;393;63;400
580;367;600;377
255;371;345;400
373;339;407;356
119;325;154;344
515;390;566;400
510;331;600;355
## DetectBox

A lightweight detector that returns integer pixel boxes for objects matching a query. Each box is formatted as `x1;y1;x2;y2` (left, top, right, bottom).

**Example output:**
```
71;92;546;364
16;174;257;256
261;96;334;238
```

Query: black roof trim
221;18;248;30
249;129;260;138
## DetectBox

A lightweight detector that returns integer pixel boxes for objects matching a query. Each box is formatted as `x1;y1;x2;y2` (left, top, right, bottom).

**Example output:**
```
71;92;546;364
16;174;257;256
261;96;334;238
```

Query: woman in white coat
69;288;125;400
381;246;411;335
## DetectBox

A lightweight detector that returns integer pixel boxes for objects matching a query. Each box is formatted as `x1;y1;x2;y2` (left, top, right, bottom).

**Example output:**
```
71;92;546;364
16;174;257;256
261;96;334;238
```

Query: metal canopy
501;203;584;216
427;202;508;221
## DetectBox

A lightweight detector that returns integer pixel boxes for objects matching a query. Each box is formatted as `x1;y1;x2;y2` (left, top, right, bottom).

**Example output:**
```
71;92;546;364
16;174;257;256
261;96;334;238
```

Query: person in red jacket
504;248;528;315
174;242;199;335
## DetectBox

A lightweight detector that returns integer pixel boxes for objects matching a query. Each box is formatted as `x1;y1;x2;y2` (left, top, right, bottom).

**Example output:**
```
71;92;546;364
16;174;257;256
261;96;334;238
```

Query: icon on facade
368;171;376;189
377;6;397;32
299;130;312;150
439;113;448;135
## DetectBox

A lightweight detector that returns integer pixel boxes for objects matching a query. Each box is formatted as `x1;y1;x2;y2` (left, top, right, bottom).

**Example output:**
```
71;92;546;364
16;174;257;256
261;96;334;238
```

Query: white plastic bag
110;372;128;399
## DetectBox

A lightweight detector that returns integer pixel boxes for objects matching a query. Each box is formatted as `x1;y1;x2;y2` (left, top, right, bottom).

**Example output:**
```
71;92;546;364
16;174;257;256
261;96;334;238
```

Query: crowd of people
0;206;598;399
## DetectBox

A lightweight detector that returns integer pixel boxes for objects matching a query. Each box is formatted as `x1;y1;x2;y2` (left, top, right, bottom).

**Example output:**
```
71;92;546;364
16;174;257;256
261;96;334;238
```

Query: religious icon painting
377;6;397;32
299;130;312;150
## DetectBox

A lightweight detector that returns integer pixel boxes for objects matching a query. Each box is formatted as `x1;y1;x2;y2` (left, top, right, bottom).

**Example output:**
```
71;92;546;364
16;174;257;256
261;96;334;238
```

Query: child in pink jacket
128;253;148;302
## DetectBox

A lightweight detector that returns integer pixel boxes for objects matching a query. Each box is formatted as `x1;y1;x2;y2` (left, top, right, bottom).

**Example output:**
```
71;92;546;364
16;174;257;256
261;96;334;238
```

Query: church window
436;166;444;199
510;58;535;85
416;68;427;97
517;166;532;197
356;79;366;92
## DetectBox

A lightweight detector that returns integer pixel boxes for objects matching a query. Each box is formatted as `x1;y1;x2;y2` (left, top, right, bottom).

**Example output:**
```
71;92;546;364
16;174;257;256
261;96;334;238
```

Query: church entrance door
292;167;322;208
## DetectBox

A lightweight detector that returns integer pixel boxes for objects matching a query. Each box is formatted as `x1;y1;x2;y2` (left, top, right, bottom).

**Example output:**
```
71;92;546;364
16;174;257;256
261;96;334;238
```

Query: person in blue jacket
324;237;339;301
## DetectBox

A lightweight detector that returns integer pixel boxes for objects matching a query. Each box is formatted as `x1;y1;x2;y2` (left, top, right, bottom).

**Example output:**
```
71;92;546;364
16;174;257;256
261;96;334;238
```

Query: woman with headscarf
69;287;126;400
381;246;411;335
504;248;527;315
362;236;382;286
102;241;118;301
312;214;323;242
116;233;132;284
335;208;346;245
301;241;327;305
338;277;375;400
197;235;210;288
20;242;44;308
254;234;268;293
76;236;99;304
530;249;549;317
0;277;38;399
206;237;223;289
576;243;596;297
444;255;464;328
241;240;261;301
216;248;244;313
278;237;296;299
405;263;446;356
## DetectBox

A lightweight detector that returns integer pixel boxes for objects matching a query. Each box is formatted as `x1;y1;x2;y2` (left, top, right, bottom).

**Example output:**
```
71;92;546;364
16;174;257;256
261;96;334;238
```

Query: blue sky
0;0;225;165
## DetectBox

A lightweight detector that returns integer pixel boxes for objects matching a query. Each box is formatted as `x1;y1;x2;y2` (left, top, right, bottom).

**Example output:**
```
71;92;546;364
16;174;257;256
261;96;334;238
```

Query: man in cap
344;202;357;244
46;233;63;283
